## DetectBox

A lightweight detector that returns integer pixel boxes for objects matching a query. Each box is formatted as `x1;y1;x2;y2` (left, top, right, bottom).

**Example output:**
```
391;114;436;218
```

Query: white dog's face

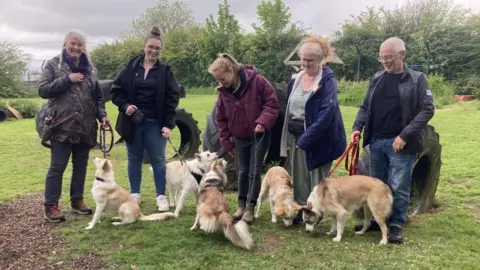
302;191;323;233
195;151;220;168
92;157;114;180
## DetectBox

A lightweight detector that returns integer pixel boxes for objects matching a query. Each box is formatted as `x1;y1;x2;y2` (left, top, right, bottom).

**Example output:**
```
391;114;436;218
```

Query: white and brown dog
191;159;254;250
86;157;175;230
151;150;219;217
255;166;302;226
301;175;393;245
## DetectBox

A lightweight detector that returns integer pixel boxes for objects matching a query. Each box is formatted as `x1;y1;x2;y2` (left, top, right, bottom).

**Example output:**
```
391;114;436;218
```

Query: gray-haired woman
38;29;108;223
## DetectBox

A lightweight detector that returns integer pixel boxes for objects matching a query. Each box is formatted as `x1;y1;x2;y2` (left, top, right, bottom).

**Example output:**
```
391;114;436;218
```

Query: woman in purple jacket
209;53;280;224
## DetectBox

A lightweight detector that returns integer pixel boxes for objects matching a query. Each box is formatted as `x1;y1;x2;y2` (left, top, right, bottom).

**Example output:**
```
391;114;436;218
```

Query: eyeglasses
146;44;161;51
377;52;400;62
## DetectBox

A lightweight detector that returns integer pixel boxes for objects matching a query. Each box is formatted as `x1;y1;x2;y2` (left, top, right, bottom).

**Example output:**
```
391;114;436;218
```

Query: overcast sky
1;0;479;71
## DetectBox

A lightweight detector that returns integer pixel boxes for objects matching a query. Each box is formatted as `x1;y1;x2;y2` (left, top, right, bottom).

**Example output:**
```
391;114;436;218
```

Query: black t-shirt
371;72;404;139
135;62;158;119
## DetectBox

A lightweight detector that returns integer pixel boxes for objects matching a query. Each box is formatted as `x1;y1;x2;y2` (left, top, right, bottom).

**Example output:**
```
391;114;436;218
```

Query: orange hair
301;35;332;60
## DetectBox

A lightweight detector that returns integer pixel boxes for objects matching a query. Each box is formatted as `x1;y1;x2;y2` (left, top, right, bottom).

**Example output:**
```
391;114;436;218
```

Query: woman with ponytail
208;53;280;224
279;36;347;224
110;26;180;211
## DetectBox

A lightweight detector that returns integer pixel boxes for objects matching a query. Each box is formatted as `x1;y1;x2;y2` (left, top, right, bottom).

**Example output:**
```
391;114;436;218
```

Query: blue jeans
370;137;416;227
126;118;167;196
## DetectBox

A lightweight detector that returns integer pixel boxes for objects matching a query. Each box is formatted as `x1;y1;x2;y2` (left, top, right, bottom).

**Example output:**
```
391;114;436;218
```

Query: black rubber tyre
143;107;201;164
355;125;442;217
202;82;289;191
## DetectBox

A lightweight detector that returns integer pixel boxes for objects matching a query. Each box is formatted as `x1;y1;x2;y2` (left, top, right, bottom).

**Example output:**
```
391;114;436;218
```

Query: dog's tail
219;212;254;250
138;212;175;221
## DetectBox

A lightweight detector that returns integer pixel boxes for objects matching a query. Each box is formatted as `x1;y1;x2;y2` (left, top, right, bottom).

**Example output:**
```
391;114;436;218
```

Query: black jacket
352;66;435;154
110;54;180;143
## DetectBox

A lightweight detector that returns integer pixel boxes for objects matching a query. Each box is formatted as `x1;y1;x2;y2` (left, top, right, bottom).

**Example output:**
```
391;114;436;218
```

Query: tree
246;0;306;83
121;0;196;39
196;0;243;86
0;42;33;98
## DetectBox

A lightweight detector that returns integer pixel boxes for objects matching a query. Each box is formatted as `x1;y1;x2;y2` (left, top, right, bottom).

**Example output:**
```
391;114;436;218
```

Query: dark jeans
44;141;90;205
370;137;416;227
125;118;167;196
234;132;271;205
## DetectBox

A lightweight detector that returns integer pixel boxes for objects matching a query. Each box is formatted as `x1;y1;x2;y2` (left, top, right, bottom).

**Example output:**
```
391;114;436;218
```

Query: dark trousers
44;141;90;205
234;132;271;205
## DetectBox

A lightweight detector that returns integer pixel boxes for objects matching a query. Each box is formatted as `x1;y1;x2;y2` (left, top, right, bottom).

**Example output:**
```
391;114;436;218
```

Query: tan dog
301;175;393;245
85;157;175;230
191;159;254;250
255;166;302;226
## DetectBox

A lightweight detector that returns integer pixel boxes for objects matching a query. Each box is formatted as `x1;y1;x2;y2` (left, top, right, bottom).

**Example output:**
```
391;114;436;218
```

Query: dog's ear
274;205;285;216
195;153;201;160
301;202;313;214
102;159;111;172
292;202;303;211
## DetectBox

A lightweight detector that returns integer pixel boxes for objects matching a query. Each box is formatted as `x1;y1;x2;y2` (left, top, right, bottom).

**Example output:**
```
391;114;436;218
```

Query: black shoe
388;226;403;244
354;221;381;232
44;204;66;223
71;199;93;215
292;210;304;225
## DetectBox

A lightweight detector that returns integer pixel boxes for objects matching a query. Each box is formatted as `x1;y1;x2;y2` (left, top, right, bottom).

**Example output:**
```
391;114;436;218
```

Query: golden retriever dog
255;166;302;226
301;175;393;245
191;159;254;250
85;157;175;230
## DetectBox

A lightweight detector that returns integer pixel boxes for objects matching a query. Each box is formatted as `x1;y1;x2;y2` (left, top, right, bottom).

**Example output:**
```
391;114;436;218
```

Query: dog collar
95;177;105;182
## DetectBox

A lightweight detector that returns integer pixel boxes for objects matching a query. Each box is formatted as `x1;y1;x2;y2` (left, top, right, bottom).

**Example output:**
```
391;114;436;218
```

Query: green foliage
7;99;39;118
0;41;33;98
454;75;480;97
336;75;455;108
120;0;196;39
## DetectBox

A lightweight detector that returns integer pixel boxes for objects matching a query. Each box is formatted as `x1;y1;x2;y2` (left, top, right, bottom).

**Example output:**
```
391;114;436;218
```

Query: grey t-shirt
289;80;312;121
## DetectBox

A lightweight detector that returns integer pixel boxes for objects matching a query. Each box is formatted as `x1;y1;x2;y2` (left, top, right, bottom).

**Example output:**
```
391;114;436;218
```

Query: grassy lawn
1;96;480;269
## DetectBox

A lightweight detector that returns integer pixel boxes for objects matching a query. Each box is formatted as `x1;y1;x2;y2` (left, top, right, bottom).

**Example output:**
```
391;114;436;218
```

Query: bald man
351;37;435;244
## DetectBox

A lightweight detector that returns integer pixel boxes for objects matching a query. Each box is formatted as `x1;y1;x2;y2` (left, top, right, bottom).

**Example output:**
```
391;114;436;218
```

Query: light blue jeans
126;118;167;196
369;137;416;227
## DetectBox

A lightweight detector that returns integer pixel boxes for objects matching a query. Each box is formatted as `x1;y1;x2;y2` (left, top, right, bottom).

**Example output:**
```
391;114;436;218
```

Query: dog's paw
85;222;94;230
112;222;123;226
326;230;337;236
254;214;260;218
379;239;388;245
355;231;365;236
332;236;342;242
271;218;277;223
190;226;199;231
174;212;180;218
111;216;121;221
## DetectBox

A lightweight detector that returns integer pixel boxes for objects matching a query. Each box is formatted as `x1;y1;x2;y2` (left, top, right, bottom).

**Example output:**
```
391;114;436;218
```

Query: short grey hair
58;28;95;72
382;37;406;53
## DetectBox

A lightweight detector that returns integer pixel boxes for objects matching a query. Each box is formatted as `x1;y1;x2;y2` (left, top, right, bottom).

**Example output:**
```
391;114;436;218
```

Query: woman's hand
69;73;84;83
125;105;137;116
254;124;265;133
162;127;171;138
101;117;109;127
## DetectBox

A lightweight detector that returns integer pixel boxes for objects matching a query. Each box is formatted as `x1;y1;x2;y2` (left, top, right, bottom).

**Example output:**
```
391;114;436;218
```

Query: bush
7;99;39;118
455;75;480;99
336;75;455;108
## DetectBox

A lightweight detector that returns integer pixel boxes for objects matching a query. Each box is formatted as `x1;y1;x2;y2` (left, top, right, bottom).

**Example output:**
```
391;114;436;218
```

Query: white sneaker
131;193;141;205
156;195;169;212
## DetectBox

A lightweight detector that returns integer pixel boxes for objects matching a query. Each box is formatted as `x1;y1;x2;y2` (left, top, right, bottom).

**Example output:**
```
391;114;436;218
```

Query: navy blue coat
286;67;347;170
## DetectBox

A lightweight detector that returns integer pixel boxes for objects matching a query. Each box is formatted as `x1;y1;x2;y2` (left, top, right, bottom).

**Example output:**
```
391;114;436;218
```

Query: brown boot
232;200;246;221
44;204;66;223
71;199;93;215
242;203;255;224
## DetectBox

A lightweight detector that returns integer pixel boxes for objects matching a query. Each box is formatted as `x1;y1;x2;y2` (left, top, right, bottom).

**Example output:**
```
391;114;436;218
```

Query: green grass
1;97;480;269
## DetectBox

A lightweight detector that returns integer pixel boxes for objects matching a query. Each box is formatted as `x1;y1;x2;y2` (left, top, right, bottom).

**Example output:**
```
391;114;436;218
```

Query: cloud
0;0;479;70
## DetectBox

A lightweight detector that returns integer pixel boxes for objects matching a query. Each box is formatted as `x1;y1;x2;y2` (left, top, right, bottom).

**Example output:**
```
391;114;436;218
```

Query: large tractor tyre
202;82;289;191
355;125;442;218
143;107;201;164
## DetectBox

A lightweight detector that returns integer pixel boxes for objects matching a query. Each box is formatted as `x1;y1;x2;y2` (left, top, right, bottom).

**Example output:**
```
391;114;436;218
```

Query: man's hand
254;124;265;133
101;117;109;127
126;105;137;116
392;136;406;152
228;150;235;157
351;131;361;143
162;127;171;138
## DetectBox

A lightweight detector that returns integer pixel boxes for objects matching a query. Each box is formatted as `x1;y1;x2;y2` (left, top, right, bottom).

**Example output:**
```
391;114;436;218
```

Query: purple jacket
215;65;280;152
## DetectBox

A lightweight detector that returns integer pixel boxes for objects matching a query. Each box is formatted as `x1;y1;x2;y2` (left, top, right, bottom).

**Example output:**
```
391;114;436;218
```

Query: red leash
327;134;361;178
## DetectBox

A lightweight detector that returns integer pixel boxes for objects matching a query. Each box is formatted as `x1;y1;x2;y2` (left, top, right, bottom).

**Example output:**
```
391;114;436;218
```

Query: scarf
62;49;90;75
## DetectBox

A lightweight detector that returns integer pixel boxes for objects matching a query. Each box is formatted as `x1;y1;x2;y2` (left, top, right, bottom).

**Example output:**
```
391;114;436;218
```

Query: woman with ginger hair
280;36;347;224
209;53;280;224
